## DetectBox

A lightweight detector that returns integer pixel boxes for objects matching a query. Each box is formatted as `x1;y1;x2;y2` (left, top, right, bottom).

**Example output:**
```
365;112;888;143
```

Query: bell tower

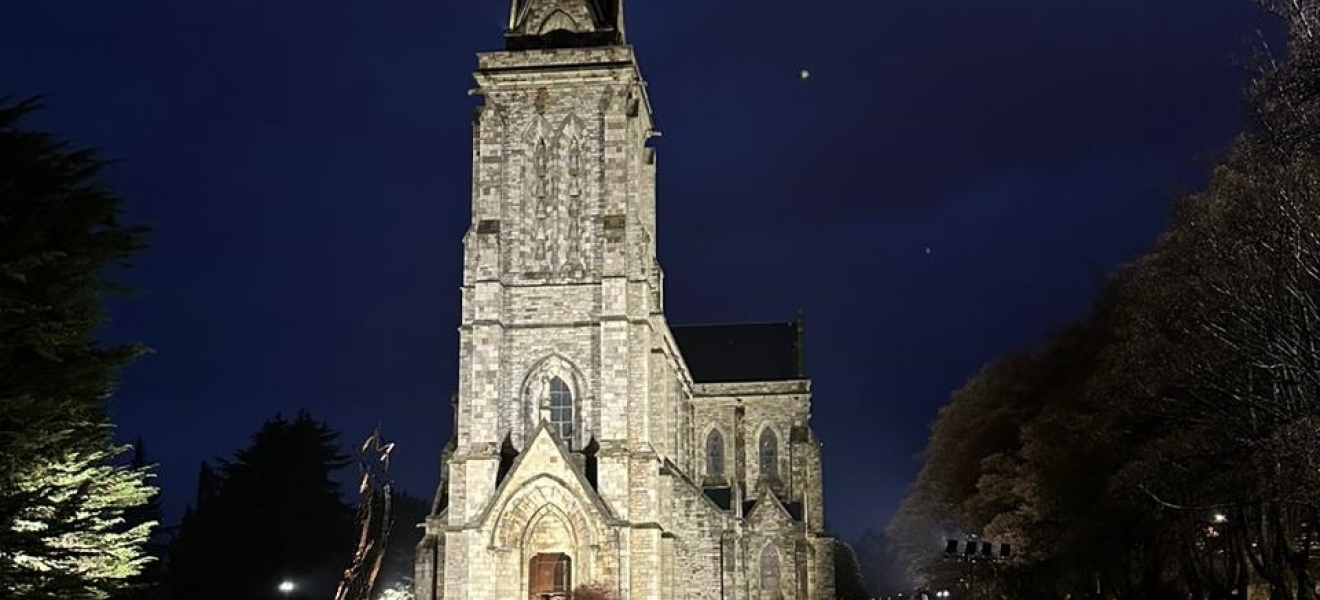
419;4;837;600
420;0;669;598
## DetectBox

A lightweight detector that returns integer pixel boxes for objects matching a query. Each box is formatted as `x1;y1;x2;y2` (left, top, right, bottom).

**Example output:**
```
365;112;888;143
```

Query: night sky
2;1;1275;542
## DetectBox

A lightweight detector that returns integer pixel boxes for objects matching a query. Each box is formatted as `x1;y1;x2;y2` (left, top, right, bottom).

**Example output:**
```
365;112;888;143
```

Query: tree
0;97;156;599
571;583;619;600
165;412;354;600
833;540;872;600
890;4;1320;598
111;439;166;600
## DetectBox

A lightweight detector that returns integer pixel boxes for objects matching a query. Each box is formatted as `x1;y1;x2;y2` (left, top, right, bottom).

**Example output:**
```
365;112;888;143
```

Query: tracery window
548;377;574;442
706;429;725;478
760;545;782;599
759;428;779;480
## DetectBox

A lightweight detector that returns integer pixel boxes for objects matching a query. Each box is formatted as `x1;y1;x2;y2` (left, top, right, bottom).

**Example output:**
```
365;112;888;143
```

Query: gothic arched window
706;429;725;478
760;545;782;599
548;377;574;442
759;428;779;481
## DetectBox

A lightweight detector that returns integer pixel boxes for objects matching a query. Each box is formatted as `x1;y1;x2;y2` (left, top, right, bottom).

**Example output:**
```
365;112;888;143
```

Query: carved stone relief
521;113;589;280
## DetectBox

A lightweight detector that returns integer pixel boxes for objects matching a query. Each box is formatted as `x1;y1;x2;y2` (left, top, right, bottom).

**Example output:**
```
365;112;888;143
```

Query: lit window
706;429;725;477
759;428;778;480
548;377;574;441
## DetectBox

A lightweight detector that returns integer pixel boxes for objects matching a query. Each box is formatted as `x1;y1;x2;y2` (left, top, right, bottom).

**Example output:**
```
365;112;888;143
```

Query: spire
506;0;624;50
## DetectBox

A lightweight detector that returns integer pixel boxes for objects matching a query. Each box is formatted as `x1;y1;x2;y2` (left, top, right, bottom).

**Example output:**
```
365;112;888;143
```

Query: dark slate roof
671;322;804;383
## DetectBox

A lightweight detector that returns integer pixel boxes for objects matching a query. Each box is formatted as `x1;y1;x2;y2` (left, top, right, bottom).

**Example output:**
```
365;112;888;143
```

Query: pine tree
166;412;355;600
111;439;166;600
0;97;156;599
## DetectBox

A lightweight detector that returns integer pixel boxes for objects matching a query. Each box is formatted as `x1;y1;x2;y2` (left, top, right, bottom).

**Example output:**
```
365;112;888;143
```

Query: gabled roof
671;321;805;383
471;423;618;530
744;485;800;527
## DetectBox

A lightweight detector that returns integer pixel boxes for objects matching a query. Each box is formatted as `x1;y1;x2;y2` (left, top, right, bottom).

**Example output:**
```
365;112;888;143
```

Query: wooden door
529;552;571;600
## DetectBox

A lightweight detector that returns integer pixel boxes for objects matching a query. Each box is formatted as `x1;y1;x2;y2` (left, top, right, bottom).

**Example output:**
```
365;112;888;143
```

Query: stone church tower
415;1;835;598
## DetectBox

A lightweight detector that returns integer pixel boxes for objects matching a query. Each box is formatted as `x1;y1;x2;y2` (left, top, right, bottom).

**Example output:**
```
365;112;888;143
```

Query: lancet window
759;428;779;481
548;377;574;441
706;429;725;478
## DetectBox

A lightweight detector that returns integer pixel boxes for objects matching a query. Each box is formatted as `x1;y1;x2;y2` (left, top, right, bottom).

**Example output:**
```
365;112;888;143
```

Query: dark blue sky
2;1;1273;541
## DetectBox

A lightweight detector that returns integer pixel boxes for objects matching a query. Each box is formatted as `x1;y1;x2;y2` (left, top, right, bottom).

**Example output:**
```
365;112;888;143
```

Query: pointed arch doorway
529;552;572;600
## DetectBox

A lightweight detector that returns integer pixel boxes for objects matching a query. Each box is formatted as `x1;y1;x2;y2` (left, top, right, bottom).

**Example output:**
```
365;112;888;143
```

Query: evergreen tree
122;440;164;538
166;412;355;600
0;97;156;599
111;439;165;600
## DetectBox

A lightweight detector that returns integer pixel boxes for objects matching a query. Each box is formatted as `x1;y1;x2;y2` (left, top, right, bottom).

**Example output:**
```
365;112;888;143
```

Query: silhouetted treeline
106;413;426;600
891;4;1320;600
163;412;355;600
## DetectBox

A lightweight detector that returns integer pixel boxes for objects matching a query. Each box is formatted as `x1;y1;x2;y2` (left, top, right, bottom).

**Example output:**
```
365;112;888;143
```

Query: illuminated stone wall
415;2;833;598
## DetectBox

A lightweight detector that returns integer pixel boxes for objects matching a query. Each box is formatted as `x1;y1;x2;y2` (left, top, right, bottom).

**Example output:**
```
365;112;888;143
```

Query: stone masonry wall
425;12;835;599
662;462;730;600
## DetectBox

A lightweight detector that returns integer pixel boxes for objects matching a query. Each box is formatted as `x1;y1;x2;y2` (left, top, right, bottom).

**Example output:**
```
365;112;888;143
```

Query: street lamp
278;580;296;595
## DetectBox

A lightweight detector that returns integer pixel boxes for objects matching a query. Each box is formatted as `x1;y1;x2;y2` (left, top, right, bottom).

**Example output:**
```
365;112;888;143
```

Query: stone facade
415;2;834;598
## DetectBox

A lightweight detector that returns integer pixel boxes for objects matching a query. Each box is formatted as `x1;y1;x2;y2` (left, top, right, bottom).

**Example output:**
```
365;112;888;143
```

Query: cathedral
414;1;835;598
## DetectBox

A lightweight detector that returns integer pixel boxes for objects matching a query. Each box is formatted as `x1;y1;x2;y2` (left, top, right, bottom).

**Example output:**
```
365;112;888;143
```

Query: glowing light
799;69;811;81
377;585;415;600
278;581;296;594
1213;513;1228;523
